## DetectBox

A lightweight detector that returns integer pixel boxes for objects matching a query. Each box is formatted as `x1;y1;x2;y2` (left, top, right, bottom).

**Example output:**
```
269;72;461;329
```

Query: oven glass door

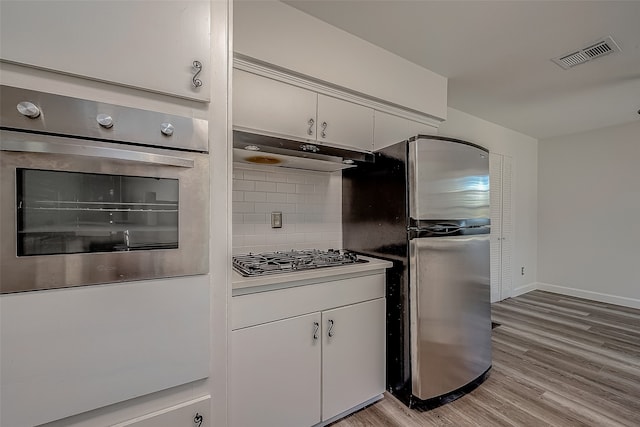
1;131;209;294
18;169;179;256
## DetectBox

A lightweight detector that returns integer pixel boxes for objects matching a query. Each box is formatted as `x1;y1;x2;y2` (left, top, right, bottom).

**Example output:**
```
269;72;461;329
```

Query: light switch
271;211;283;228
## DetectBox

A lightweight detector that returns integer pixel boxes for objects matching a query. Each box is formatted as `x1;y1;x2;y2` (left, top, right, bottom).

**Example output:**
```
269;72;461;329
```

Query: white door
233;69;318;141
317;94;374;152
0;1;211;102
321;298;385;421
489;153;513;302
230;313;322;427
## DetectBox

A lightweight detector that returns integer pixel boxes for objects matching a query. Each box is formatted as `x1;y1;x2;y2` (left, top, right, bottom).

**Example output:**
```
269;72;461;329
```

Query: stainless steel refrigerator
342;135;491;407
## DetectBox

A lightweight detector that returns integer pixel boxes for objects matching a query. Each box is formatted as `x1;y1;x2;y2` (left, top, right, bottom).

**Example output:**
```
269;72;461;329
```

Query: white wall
232;165;342;254
438;107;539;295
538;120;640;308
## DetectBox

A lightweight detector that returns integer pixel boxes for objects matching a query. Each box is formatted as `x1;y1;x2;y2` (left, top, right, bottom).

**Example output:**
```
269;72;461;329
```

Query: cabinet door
373;110;410;151
233;70;318;141
317;94;374;152
321;298;385;421
0;1;210;102
407;119;438;138
230;313;322;427
373;111;437;151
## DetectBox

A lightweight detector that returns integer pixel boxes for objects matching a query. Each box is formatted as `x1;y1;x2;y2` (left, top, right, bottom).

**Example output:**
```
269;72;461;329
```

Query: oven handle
1;139;194;168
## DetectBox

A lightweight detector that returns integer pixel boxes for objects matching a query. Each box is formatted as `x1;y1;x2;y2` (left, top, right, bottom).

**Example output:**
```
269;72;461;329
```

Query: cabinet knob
307;118;315;136
96;113;114;129
321;121;328;138
17;101;41;118
327;319;335;337
160;122;175;136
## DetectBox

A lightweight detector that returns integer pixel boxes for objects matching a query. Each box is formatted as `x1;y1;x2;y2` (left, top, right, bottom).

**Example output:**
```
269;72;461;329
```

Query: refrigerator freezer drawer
409;234;491;400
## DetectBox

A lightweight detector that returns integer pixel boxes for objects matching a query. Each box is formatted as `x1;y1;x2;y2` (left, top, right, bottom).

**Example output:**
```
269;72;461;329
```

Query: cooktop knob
96;113;114;129
160;122;174;136
17;101;41;118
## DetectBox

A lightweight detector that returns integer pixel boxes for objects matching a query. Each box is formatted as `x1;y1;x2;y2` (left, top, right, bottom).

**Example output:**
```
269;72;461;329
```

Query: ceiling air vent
552;36;621;70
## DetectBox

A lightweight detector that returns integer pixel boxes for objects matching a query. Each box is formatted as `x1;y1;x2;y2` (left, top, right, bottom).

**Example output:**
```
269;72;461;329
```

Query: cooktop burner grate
232;249;366;277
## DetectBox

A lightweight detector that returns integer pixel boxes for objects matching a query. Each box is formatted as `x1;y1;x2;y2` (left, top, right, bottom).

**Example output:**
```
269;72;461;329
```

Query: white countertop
232;255;393;296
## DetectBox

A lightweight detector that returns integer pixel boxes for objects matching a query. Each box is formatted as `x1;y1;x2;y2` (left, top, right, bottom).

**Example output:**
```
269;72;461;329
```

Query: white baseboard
511;282;538;298
536;282;640;310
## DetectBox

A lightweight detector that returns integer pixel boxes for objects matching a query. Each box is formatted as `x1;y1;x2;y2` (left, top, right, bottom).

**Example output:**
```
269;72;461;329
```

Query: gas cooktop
232;249;367;277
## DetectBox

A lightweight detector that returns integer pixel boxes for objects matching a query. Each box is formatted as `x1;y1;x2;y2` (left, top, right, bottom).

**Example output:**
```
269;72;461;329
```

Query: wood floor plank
330;290;640;427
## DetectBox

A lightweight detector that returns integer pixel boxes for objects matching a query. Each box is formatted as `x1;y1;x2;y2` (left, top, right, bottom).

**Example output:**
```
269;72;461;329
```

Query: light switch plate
271;211;282;228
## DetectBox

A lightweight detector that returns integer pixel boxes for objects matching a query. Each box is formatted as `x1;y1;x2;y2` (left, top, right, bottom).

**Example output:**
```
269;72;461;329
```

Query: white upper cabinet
234;69;375;152
373;110;438;151
0;1;211;102
233;69;318;140
373;111;411;150
407;119;438;139
317;94;374;151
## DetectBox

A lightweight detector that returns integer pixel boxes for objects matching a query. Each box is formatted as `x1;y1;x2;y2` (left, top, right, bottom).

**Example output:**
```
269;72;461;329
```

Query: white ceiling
283;0;640;140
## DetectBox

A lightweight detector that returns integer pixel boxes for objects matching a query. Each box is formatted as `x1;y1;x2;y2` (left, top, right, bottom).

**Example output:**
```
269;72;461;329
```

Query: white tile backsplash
275;182;296;193
233;164;342;254
255;181;276;192
243;170;266;181
244;192;267;202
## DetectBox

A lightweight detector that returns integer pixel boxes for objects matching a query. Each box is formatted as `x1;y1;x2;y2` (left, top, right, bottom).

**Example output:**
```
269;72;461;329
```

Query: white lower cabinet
321;298;386;421
230;276;386;427
231;312;322;427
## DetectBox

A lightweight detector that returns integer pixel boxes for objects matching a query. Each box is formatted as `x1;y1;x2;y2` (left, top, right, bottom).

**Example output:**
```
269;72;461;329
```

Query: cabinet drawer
232;273;385;330
113;396;210;427
0;276;209;427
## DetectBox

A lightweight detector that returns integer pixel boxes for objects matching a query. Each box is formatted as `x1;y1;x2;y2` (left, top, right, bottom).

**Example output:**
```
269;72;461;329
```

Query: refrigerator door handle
409;224;491;239
408;224;461;240
425;225;462;235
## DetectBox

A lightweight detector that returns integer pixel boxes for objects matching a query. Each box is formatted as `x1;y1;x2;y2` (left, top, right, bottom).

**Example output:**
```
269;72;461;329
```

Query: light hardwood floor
331;290;640;426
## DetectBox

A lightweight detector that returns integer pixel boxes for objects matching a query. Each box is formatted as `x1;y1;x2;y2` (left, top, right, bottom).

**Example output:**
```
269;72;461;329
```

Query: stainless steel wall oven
0;85;209;293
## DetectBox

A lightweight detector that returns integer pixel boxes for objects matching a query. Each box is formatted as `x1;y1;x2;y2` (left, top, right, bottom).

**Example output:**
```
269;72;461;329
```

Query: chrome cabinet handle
193;412;204;427
192;60;203;88
321;121;328;138
307;118;315;136
313;321;320;340
327;319;334;337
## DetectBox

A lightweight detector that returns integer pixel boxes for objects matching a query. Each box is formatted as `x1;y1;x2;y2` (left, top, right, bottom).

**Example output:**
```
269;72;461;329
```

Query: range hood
233;130;374;172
